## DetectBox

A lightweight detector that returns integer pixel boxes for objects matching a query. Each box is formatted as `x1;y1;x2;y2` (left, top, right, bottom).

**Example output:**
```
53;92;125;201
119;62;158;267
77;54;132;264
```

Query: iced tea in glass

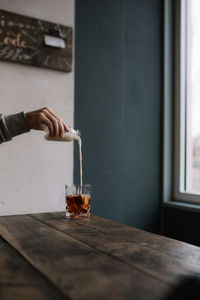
65;184;91;218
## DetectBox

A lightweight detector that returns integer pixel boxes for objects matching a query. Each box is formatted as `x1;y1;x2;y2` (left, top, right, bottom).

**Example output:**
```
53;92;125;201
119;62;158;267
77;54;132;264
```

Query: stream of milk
45;132;83;186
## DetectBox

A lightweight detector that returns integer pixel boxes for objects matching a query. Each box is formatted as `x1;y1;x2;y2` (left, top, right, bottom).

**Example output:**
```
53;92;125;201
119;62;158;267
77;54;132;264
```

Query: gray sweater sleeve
0;112;30;144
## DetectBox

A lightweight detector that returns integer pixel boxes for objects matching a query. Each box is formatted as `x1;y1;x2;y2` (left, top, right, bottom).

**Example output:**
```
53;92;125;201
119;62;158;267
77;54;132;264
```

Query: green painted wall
74;0;163;232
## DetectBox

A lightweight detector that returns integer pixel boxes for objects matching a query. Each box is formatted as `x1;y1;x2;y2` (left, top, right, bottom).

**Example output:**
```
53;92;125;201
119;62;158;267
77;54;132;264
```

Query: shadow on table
163;275;200;300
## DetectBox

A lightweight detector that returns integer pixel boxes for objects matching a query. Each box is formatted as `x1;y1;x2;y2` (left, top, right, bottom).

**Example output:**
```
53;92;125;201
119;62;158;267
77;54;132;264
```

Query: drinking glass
65;184;91;218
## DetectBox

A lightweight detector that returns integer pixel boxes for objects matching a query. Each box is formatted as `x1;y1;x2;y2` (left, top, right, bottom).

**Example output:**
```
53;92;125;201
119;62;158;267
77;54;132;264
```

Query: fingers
40;113;54;136
44;107;60;120
43;110;59;136
42;107;69;136
63;122;70;132
26;107;70;136
57;118;65;137
46;107;70;133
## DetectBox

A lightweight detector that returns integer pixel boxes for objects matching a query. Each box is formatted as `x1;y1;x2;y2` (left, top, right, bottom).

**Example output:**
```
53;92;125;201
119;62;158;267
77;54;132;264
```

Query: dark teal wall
74;0;163;232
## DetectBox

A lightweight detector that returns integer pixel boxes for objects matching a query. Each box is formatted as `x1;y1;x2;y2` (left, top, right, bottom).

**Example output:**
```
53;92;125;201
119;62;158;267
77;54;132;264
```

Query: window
164;0;200;205
175;0;200;203
184;0;200;193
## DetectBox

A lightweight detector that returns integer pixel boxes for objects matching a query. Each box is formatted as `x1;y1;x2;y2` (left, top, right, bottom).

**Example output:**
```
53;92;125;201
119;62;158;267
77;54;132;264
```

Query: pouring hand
25;107;69;137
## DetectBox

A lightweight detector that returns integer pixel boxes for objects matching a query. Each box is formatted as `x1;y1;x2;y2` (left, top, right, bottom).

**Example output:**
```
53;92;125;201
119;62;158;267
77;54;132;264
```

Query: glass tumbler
65;184;91;218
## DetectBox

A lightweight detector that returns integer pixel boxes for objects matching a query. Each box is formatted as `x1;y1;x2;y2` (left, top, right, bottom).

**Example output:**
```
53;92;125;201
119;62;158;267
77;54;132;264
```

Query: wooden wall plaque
0;9;72;72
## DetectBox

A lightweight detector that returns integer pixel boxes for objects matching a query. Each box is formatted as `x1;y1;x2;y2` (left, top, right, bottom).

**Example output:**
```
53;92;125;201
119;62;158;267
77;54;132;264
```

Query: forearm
0;112;30;144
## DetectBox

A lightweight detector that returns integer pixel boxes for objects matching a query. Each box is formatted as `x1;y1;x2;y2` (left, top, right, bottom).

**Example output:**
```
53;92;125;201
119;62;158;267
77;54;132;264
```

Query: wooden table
0;212;200;300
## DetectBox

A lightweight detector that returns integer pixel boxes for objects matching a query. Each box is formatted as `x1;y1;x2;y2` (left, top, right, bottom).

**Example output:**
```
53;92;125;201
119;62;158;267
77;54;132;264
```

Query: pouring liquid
45;132;83;186
77;136;83;187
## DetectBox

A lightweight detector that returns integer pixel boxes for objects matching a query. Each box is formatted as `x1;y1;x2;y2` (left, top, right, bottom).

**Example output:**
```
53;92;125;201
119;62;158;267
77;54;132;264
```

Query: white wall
0;0;74;215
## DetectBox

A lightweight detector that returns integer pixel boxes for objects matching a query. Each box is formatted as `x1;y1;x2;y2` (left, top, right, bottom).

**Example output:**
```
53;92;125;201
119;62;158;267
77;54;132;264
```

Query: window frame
163;0;200;207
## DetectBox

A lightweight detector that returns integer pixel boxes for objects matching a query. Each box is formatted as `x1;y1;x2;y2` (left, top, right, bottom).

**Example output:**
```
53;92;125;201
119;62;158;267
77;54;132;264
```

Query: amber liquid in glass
66;194;90;218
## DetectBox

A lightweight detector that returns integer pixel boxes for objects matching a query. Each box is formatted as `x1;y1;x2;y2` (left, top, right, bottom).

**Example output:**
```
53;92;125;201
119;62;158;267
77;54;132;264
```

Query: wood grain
0;236;66;300
60;213;200;263
0;214;169;300
30;212;200;286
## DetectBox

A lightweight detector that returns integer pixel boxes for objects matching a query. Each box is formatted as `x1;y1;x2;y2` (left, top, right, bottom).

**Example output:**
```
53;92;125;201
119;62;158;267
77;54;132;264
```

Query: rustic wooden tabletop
0;212;200;300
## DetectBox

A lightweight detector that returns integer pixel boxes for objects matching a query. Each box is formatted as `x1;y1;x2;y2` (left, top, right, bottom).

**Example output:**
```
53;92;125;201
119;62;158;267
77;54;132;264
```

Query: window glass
186;0;200;192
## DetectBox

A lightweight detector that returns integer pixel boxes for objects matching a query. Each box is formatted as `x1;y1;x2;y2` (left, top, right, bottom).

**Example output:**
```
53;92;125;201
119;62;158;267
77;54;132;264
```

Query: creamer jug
44;126;81;142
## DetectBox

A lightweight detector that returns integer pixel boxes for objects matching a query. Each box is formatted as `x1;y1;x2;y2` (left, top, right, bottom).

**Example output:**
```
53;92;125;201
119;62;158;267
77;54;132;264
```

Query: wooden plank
0;214;169;300
30;212;200;286
0;287;62;300
0;236;66;300
57;212;200;264
70;214;200;265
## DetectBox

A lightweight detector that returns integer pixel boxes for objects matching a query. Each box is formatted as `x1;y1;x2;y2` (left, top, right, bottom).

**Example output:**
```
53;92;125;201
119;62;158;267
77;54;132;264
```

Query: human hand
25;107;70;137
